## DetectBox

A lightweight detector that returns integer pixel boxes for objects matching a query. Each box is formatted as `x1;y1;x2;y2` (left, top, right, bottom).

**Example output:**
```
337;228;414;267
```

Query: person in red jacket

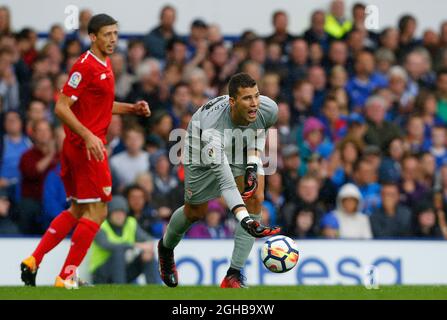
18;119;58;234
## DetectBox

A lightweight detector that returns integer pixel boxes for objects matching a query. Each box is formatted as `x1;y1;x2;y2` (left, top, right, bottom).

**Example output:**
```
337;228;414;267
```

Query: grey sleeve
135;224;151;242
260;96;279;128
94;229;133;251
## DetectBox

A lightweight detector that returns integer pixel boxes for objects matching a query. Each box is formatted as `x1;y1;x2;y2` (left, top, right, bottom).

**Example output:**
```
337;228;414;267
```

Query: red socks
59;218;100;280
32;210;78;266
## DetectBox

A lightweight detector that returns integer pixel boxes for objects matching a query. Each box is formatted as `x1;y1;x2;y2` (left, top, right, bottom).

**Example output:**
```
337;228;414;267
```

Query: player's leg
162;202;207;249
56;201;106;286
20;144;81;286
158;201;208;287
158;159;221;287
221;174;265;288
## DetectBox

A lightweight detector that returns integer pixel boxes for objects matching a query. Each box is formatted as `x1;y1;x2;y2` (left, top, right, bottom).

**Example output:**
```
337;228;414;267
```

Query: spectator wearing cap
319;212;339;239
331;183;372;239
110;126;150;193
143;5;177;60
280;144;301;202
299;117;334;164
370;182;412;238
364;95;402;151
186;200;232;239
342;112;367;145
89;196;157;284
0;188;19;235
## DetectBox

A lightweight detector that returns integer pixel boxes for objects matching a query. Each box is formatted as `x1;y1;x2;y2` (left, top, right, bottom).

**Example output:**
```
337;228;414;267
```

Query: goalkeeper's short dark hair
228;73;257;98
88;13;118;35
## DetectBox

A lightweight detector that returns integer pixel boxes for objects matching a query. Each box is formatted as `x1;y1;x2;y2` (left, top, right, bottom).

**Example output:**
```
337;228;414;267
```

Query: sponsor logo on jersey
100;73;107;80
103;186;112;196
68;72;82;88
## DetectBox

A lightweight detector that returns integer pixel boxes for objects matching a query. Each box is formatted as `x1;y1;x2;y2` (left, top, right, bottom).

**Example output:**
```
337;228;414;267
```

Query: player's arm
112;101;151;117
54;94;105;162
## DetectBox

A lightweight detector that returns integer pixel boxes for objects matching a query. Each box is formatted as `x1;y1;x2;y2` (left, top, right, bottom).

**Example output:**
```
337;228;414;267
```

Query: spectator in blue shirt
429;126;447;170
0;111;32;202
42;163;68;229
42;125;68;229
143;5;177;60
346;50;388;112
353;157;381;215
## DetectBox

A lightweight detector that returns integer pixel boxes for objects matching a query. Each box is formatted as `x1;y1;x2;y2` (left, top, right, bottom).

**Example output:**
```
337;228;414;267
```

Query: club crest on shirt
207;147;215;159
68;72;82;88
103;186;112;196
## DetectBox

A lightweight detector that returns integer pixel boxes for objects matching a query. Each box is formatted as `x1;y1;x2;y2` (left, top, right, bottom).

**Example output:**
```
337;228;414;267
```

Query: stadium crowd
1;1;447;244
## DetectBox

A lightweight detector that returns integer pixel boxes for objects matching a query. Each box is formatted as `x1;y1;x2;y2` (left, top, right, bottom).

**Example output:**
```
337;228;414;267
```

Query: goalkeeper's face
231;86;260;125
92;24;118;56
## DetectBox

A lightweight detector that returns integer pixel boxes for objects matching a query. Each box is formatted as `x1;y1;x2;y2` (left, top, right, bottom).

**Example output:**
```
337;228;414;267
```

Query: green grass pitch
0;285;446;300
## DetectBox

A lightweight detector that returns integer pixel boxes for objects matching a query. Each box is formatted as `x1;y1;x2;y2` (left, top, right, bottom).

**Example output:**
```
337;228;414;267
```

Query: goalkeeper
158;72;280;288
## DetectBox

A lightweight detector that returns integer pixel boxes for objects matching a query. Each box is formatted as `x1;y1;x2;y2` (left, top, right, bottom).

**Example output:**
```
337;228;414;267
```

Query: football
261;236;300;273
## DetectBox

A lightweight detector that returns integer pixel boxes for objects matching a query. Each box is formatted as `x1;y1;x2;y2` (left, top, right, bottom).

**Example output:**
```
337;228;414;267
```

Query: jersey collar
87;50;108;67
